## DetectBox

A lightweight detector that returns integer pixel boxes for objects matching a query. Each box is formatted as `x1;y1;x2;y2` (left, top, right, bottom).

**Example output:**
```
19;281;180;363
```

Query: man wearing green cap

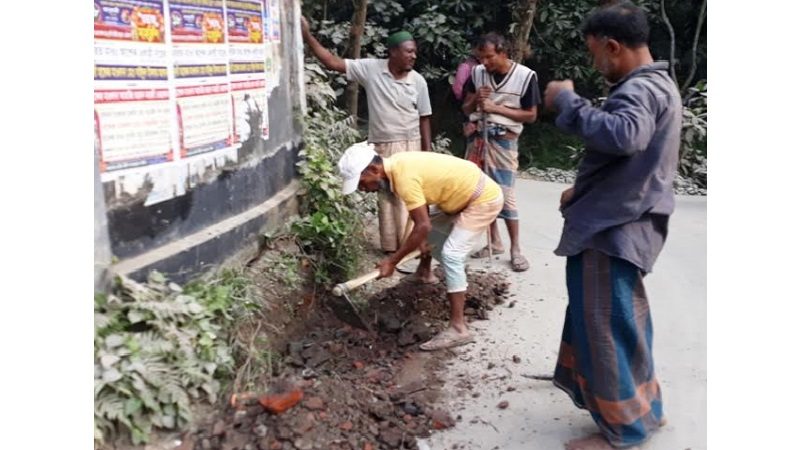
301;17;432;255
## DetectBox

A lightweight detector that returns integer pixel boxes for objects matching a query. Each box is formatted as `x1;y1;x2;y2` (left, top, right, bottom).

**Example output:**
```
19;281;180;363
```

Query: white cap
338;141;377;195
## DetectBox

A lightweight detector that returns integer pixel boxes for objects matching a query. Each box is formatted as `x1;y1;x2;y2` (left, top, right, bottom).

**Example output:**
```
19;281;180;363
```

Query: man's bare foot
564;417;664;450
564;434;636;450
409;271;439;284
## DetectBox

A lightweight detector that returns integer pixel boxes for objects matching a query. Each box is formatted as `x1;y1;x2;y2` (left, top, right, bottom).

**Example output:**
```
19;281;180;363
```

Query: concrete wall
94;0;305;288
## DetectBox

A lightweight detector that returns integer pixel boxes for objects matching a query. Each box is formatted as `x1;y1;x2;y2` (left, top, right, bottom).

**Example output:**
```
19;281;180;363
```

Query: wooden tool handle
332;249;422;296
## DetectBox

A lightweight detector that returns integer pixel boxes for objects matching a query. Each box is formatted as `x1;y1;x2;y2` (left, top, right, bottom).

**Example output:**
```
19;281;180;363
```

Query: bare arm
376;206;431;278
419;116;432;151
301;16;346;73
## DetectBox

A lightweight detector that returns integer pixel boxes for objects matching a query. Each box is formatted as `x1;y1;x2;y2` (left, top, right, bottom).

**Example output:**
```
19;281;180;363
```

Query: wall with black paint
97;0;304;276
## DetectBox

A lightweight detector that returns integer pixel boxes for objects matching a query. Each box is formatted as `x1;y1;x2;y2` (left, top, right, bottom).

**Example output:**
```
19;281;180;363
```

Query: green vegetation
304;0;708;185
518;122;585;170
94;270;259;445
291;61;369;284
679;80;707;187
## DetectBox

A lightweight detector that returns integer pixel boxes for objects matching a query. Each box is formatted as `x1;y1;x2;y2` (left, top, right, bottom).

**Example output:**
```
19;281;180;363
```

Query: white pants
427;195;503;293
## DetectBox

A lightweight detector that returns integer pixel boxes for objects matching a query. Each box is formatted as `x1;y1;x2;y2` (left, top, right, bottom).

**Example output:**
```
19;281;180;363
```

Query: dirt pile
181;269;510;450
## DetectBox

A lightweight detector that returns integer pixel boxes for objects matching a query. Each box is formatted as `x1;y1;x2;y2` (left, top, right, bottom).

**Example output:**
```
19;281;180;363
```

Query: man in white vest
462;32;540;272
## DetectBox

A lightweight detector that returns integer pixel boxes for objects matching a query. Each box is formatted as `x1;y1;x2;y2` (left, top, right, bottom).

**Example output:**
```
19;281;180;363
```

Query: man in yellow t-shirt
338;142;503;351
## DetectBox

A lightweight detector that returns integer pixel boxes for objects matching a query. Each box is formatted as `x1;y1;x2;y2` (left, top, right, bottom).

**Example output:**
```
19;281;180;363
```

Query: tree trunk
345;0;368;122
511;0;538;63
680;0;707;94
660;0;679;87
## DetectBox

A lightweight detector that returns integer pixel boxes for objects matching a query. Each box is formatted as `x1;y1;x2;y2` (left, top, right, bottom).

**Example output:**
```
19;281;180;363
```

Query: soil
104;225;511;450
176;265;511;450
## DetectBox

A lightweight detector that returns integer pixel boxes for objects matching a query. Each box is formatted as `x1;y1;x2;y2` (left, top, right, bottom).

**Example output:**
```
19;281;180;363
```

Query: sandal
419;328;475;351
511;254;530;272
470;245;505;259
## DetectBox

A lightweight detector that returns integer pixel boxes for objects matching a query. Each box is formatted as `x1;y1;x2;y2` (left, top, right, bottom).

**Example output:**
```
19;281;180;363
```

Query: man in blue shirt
543;2;681;448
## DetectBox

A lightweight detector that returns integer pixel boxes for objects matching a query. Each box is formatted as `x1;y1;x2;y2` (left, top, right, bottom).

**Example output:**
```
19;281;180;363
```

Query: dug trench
179;265;512;450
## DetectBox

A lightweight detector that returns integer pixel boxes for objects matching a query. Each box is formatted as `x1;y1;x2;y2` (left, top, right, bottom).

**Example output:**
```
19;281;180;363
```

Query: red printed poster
269;0;280;42
175;83;233;156
226;0;268;142
226;0;263;44
168;0;233;157
94;0;173;172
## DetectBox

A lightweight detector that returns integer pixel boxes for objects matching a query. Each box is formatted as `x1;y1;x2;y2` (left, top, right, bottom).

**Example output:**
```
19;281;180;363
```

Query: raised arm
300;16;346;73
546;80;656;155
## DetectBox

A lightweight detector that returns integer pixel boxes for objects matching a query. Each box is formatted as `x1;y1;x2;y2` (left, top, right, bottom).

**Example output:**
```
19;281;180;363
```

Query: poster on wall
273;40;282;79
269;0;280;42
263;37;274;90
230;80;268;141
226;0;269;141
94;0;173;173
168;0;233;158
262;0;270;42
260;0;280;92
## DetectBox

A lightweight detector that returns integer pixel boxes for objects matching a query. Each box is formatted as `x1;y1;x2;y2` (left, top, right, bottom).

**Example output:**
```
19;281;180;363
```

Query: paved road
419;179;707;450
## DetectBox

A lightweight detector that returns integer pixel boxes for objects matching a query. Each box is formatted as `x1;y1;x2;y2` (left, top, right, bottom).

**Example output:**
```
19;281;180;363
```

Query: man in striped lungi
544;2;681;448
461;32;540;272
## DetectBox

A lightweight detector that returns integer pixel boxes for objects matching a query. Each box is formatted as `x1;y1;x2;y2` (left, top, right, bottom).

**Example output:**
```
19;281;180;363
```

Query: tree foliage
302;0;708;185
303;0;705;94
292;61;367;284
680;80;707;187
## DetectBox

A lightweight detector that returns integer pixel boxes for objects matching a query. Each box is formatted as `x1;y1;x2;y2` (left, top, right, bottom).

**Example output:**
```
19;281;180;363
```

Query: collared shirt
383;152;501;214
345;58;432;143
552;61;682;273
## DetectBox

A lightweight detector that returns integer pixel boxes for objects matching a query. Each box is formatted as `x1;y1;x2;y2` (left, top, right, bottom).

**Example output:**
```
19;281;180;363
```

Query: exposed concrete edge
112;179;302;279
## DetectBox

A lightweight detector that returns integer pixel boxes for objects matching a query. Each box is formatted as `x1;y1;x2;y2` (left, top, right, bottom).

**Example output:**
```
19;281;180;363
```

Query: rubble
183;270;509;450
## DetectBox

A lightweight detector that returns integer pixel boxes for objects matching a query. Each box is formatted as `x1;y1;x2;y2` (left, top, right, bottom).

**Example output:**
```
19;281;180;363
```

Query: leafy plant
517;121;585;170
293;59;369;284
431;132;452;155
532;0;604;95
94;270;258;445
679;79;707;187
266;252;304;290
304;0;495;82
